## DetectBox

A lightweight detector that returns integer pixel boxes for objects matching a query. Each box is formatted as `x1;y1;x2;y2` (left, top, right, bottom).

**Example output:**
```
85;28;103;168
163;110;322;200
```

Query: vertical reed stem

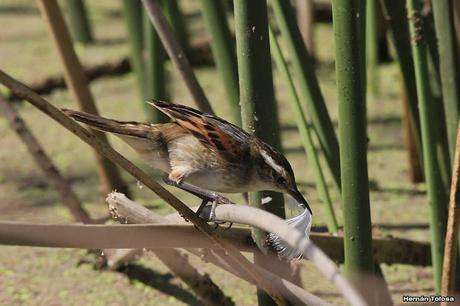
200;0;241;126
366;0;379;95
122;0;145;101
332;0;375;300
432;0;460;163
143;10;169;123
271;0;341;192
234;1;287;305
36;0;129;196
66;0;93;44
383;0;424;182
407;0;449;291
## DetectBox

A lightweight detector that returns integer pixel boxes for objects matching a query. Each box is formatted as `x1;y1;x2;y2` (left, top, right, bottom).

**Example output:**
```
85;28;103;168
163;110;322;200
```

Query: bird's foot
196;196;234;230
162;176;233;227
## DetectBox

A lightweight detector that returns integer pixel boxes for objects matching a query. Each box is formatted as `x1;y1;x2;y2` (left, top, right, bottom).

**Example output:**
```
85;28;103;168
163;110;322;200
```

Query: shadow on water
119;263;203;306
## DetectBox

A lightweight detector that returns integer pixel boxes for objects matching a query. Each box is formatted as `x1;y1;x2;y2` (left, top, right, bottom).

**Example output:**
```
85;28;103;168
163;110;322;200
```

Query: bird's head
253;141;312;214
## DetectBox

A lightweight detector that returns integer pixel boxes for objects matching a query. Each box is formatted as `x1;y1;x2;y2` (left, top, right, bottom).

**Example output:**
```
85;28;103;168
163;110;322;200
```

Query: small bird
63;100;311;259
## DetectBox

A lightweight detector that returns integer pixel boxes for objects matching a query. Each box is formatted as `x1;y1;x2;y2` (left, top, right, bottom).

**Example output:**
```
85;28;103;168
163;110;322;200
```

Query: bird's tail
266;206;312;261
62;109;154;139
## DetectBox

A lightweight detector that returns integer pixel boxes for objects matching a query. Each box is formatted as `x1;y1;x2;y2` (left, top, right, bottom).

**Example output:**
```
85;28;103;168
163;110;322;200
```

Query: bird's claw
207;199;234;230
196;195;234;230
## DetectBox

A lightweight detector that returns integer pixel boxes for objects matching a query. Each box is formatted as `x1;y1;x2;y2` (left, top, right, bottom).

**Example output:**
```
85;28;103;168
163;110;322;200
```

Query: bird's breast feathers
166;134;252;192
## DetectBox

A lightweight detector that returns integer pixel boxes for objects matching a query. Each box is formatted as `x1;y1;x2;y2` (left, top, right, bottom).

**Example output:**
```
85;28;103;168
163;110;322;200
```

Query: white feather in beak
267;197;312;260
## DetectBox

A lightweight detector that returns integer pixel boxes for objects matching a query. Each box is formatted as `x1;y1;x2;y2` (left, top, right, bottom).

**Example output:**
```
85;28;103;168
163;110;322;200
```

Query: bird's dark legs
162;177;233;224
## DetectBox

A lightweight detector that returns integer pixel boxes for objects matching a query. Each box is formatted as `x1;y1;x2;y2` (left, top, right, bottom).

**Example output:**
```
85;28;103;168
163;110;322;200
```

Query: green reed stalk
432;0;460;163
269;26;339;233
163;0;192;57
332;0;375;299
122;1;145;100
199;0;241;126
143;11;169;123
270;0;341;192
407;0;449;292
234;1;287;305
366;0;379;96
383;0;424;181
66;0;93;44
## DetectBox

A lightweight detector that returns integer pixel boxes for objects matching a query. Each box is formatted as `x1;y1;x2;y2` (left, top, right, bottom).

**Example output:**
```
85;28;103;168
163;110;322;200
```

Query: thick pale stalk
199;0;241;126
332;0;375;299
36;0;128;196
270;0;341;192
407;0;449;292
269;27;338;233
432;0;460;162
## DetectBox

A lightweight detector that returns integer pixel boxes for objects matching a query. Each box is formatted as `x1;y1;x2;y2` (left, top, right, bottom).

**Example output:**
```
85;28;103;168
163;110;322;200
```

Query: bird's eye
276;176;286;185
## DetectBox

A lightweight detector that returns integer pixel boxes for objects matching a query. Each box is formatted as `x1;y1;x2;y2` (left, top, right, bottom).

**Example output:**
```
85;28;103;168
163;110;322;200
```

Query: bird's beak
288;188;313;215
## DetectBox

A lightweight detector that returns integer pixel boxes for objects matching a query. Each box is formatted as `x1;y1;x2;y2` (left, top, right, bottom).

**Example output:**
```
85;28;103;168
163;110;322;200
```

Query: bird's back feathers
149;99;251;162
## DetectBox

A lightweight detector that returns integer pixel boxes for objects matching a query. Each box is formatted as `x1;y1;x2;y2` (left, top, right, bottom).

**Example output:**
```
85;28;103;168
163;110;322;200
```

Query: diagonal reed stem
36;0;129;196
270;0;341;193
141;0;214;114
269;27;339;233
441;122;460;299
0;69;284;304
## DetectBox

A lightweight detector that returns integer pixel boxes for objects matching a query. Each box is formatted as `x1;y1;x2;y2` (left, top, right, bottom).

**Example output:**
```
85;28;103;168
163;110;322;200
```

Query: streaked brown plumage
62;99;311;214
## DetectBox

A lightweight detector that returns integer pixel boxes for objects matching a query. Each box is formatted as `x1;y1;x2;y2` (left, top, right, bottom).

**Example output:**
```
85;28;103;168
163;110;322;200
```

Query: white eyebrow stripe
260;148;285;175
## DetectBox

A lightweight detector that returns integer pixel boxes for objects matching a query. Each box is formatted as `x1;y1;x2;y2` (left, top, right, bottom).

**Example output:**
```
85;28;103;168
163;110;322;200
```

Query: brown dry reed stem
199;205;368;306
0;69;285;305
108;195;433;266
106;192;332;306
1;95;212;300
0;219;326;306
110;194;433;267
401;80;424;182
0;193;368;305
296;0;315;58
105;194;234;306
0;97;92;223
36;0;128;196
0;66;366;304
141;0;214;114
441;122;460;299
0;208;433;266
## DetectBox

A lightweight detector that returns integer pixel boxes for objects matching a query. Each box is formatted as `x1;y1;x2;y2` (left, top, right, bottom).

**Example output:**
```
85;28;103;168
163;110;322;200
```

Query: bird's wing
148;99;250;161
